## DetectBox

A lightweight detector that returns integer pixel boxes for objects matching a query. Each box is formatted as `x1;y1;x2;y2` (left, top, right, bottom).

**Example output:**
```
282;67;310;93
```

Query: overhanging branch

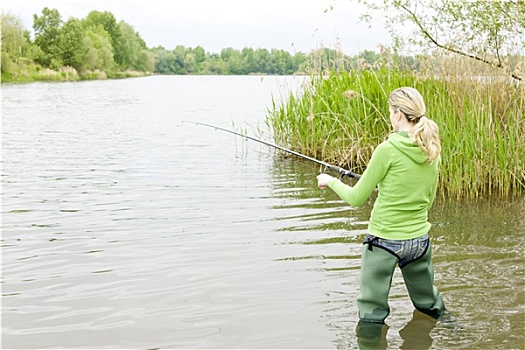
400;4;523;81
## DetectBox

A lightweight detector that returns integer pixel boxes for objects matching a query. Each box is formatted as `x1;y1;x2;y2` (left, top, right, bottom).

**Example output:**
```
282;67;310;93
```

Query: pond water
2;76;524;349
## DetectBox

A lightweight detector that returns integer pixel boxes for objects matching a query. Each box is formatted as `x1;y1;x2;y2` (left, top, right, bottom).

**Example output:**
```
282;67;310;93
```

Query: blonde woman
317;87;446;325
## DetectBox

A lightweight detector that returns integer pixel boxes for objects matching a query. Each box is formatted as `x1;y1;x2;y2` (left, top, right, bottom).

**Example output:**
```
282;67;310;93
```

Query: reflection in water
356;321;389;350
398;311;437;350
355;310;442;350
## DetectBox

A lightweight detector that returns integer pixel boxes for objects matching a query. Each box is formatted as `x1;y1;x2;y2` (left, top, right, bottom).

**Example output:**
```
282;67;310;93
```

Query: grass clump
267;62;524;198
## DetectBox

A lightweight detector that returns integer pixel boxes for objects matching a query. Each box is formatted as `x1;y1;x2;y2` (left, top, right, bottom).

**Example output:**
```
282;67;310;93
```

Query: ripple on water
2;77;524;349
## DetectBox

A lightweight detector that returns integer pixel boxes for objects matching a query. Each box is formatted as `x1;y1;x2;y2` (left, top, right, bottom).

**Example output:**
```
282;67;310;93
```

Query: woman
317;87;446;324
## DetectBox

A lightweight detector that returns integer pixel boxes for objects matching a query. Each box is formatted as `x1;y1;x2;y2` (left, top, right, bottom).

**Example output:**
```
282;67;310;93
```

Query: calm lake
2;76;524;349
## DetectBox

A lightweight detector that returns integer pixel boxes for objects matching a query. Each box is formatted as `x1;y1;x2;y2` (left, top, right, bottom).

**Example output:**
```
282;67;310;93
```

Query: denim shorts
364;234;429;268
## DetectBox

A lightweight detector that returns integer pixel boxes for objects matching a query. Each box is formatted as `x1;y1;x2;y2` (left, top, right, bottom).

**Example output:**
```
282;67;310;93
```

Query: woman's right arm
327;143;391;206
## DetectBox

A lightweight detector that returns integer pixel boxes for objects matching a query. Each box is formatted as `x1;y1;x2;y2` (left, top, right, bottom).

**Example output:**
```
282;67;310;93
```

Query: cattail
306;114;314;124
343;90;357;99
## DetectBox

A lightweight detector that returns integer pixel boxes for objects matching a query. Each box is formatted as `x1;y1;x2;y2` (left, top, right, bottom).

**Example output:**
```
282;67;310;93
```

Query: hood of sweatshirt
388;131;428;164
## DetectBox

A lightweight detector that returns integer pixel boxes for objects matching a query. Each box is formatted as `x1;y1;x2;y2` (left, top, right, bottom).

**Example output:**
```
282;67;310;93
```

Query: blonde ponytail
409;116;441;164
387;87;441;164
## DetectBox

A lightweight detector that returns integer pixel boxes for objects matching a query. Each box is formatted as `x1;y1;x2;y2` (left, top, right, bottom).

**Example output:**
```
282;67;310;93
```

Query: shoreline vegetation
2;8;524;197
2;63;153;83
267;57;525;198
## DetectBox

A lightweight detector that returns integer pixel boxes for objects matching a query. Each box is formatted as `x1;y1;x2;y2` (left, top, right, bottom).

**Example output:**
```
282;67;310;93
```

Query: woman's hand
317;174;334;190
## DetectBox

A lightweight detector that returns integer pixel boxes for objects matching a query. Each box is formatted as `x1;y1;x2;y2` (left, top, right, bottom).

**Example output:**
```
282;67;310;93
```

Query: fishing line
183;121;361;180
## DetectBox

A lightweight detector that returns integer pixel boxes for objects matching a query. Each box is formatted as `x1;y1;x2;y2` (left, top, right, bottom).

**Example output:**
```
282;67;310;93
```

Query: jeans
364;233;429;268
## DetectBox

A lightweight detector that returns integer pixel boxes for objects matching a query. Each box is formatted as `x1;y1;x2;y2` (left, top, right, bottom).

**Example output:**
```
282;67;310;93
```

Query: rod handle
327;165;361;180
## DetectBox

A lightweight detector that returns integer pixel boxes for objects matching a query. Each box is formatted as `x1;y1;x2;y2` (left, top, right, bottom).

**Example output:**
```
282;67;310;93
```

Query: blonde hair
387;87;441;163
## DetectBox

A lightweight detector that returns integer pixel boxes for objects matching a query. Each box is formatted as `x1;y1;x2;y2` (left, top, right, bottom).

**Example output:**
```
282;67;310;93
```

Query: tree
152;46;171;74
58;18;86;71
84;10;124;68
33;7;63;67
1;13;26;61
172;45;187;74
351;0;524;80
1;13;28;78
82;25;115;72
118;20;147;70
254;48;271;73
207;53;227;74
193;46;206;64
22;31;45;63
135;50;155;72
293;52;308;73
271;49;295;74
184;53;197;73
241;47;255;73
220;47;243;74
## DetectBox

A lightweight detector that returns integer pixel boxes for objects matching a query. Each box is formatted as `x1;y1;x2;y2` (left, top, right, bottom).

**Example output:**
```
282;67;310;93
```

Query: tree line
1;7;408;82
150;45;402;75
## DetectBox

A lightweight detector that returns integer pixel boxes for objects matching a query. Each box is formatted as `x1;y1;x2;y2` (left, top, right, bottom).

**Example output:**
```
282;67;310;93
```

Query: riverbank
1;60;151;83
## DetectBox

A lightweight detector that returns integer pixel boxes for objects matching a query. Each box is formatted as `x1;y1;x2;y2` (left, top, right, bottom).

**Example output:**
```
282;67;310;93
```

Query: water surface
2;76;524;349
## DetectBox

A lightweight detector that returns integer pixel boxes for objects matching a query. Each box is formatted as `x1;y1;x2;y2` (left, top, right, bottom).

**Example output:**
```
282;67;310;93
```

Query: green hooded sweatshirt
327;131;440;240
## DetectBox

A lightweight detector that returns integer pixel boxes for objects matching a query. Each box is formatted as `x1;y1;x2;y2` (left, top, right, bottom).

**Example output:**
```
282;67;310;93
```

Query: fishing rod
184;121;361;180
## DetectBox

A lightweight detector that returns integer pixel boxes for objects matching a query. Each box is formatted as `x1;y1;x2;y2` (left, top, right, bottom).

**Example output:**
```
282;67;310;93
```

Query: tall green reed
267;67;524;198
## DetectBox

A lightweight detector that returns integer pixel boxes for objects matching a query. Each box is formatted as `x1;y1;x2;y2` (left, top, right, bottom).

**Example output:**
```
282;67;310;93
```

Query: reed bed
267;65;524;198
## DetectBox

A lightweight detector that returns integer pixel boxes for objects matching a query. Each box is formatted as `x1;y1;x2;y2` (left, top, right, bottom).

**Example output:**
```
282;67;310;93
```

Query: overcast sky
2;0;393;55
